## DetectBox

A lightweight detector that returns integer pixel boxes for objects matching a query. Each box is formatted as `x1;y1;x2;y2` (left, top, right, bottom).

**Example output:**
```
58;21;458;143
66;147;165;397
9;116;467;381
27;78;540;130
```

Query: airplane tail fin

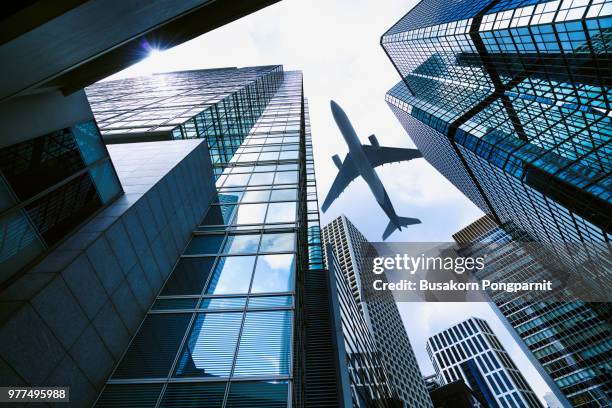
382;216;421;240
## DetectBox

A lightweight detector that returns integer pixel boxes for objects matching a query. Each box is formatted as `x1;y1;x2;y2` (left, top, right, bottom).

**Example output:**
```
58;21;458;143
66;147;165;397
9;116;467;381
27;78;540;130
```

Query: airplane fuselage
330;101;401;228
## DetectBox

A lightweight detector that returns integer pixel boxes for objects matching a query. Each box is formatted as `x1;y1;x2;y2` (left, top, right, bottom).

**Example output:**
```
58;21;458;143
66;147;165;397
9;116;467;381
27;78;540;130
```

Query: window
266;202;296;223
251;254;295;293
160;383;225;408
113;314;191;379
223;234;260;254
174;312;242;378
274;171;298;184
206;256;256;294
241;189;270;203
185;235;225;255
162;258;216;296
225;381;288;408
270;188;296;201
233;311;292;376
234;203;267;225
260;233;295;252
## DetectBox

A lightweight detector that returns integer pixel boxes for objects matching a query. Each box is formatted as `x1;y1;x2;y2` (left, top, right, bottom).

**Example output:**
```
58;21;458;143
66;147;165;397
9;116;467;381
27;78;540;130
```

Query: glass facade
327;246;399;407
323;215;434;408
427;317;543;408
454;216;611;407
382;0;611;294
94;71;336;407
0;120;122;284
86;66;284;175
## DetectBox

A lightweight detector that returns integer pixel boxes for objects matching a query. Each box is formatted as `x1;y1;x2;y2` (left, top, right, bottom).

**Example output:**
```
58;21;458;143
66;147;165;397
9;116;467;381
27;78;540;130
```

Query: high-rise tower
453;216;610;407
322;215;434;408
427;317;543;408
381;0;611;295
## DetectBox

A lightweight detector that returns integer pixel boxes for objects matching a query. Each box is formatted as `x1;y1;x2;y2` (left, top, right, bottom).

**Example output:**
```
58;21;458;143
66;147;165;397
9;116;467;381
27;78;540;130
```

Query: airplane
322;100;423;240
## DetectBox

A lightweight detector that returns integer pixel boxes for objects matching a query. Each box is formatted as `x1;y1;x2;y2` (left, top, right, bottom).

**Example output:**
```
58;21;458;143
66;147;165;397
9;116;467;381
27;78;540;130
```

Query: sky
106;0;557;403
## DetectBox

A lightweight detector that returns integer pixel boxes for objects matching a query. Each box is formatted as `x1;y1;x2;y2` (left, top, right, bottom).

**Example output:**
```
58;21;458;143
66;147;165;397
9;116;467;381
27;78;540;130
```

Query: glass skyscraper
381;0;611;295
453;215;611;407
86;68;344;407
427;317;543;408
323;215;434;408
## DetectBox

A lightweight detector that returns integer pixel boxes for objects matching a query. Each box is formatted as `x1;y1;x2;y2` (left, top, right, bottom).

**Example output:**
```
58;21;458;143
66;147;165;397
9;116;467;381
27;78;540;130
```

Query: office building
426;317;543;408
0;66;346;407
381;0;611;295
88;69;345;407
323;215;434;408
0;1;279;286
327;245;402;407
429;380;489;408
453;216;611;407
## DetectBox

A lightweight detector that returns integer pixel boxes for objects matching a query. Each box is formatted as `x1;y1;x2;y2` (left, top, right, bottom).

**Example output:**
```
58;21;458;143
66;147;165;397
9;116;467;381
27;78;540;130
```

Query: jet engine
332;154;343;169
368;134;380;149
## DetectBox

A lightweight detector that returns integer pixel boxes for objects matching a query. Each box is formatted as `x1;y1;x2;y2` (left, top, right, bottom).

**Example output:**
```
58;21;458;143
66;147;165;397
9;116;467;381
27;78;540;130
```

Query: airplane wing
321;153;359;212
362;145;422;168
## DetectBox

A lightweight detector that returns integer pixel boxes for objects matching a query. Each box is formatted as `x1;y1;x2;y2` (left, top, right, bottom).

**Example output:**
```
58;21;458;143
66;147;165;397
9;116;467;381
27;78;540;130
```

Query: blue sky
106;0;557;403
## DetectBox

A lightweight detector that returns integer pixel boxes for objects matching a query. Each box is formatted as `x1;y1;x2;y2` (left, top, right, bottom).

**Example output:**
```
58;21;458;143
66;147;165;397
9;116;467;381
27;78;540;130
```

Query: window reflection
241;189;270;203
270;189;296;201
260;233;295;252
206;256;255;294
266;202;296;223
234;203;267;225
185;235;224;255
223;234;260;254
233;311;292;376
174;312;242;378
251;254;295;293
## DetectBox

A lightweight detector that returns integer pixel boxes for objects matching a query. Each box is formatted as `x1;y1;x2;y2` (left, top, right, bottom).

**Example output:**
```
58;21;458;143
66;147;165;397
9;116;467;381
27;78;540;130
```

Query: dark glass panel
161;257;216;296
184;235;225;255
226;381;288;407
112;314;191;379
24;172;102;245
159;382;226;408
95;384;163;407
152;298;199;310
0;128;86;200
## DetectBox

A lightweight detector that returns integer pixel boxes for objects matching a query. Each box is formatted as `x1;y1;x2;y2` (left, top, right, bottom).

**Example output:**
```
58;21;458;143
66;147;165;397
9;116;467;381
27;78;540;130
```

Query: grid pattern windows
95;71;309;408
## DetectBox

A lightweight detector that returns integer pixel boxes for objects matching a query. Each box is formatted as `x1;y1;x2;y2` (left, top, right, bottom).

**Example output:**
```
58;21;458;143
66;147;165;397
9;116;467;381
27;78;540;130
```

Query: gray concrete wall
0;139;216;406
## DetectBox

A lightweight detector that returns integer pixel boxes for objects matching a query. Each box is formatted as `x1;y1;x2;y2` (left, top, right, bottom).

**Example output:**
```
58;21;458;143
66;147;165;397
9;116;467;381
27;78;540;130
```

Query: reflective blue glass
233;311;292;376
174;312;242;378
206;256;255;294
251;254;295;293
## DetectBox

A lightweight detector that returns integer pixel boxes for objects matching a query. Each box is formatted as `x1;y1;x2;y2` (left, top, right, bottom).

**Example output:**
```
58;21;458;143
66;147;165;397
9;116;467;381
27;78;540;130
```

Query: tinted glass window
160;382;226;408
260;233;295;252
223;234;260;254
174;312;242;378
113;314;191;379
265;202;295;223
206;256;255;294
162;258;215;296
233;311;292;376
251;254;295;293
184;235;225;255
